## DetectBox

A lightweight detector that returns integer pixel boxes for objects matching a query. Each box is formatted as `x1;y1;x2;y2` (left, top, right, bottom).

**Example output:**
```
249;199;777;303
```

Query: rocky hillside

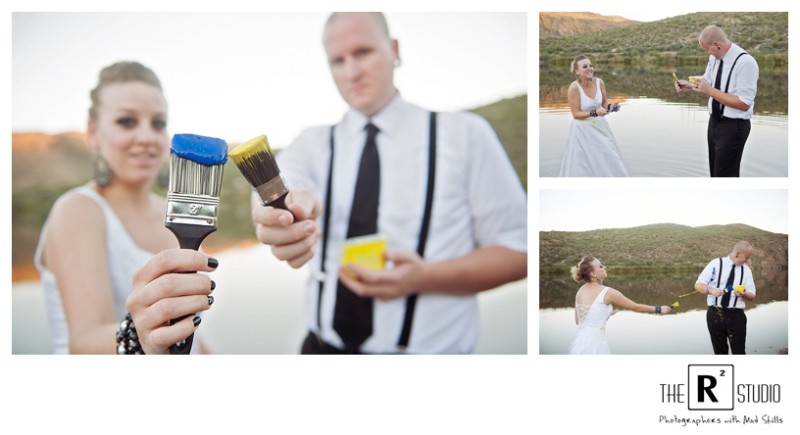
540;223;787;277
12;95;527;280
539;12;638;38
540;12;788;58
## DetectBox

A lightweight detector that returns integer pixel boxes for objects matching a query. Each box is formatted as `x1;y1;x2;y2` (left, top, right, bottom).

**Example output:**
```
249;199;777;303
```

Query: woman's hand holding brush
126;249;218;355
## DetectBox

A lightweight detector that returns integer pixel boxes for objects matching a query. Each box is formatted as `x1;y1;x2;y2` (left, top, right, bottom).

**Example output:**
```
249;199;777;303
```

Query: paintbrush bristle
168;154;225;197
229;134;281;188
165;134;228;229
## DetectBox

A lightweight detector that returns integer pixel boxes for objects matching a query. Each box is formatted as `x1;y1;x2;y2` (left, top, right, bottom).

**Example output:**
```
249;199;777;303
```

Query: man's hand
338;249;425;300
693;78;713;95
252;190;322;268
675;79;693;92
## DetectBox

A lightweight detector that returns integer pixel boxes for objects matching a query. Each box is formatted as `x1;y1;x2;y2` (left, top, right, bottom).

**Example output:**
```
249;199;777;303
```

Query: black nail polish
208;257;219;268
210;280;217;291
193;316;202;327
208;296;214;306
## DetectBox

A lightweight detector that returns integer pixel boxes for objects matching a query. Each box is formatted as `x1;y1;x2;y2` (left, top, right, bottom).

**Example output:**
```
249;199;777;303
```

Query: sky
540;189;789;234
11;11;526;147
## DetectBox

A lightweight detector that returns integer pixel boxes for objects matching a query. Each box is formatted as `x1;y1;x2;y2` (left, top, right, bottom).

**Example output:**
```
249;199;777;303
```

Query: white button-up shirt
702;42;759;120
697;256;757;309
276;94;527;353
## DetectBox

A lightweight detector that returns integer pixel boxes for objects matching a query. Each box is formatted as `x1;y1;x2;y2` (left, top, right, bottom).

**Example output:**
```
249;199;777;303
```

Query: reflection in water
539;58;788;177
540;269;787;311
539;268;788;355
540;301;788;355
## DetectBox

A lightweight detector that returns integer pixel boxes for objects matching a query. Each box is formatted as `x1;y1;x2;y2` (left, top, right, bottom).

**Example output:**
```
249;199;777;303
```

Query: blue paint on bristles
171;133;228;166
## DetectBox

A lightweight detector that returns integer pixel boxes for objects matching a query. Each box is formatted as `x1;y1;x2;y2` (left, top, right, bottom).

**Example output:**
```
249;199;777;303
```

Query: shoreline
11;238;260;283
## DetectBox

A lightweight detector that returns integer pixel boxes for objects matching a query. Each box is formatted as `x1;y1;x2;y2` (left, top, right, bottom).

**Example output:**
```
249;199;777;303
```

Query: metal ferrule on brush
254;174;289;206
165;153;224;227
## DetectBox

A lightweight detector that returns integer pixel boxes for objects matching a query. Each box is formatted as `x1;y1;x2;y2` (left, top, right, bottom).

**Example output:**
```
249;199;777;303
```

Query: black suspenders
318;112;438;351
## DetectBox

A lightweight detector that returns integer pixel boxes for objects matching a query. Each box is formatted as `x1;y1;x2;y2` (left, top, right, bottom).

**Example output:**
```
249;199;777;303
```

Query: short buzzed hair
734;241;753;254
699;25;729;45
324;12;392;41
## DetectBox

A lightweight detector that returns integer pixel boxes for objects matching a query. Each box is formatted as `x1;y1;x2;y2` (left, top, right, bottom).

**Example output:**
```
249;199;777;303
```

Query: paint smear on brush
171;133;228;165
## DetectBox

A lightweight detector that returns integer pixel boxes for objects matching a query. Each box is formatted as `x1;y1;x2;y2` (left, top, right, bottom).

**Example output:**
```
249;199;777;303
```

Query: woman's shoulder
47;186;106;228
567;81;580;97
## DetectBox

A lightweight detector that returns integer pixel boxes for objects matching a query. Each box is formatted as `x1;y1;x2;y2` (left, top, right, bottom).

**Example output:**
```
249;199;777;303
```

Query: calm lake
539;57;788;177
539;270;788;355
12;243;527;355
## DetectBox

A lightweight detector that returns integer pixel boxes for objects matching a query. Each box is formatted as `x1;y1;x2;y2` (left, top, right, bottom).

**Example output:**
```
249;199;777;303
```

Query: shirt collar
722;42;744;64
342;92;406;137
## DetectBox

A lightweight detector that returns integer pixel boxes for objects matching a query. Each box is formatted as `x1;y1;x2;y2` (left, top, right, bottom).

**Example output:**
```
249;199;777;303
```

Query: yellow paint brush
229;134;292;213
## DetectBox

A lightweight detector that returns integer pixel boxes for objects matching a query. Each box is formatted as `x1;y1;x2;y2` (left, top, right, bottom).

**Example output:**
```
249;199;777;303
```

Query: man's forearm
417;246;527;296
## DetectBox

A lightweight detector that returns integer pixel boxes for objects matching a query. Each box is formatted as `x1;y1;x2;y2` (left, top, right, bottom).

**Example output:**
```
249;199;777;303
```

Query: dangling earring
94;154;113;187
394;57;402;68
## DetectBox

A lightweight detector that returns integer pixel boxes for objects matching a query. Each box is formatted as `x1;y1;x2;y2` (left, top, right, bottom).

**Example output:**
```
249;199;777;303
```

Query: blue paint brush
164;133;227;354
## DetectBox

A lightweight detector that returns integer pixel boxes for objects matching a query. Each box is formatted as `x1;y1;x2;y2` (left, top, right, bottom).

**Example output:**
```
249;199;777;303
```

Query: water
540;302;788;355
539;270;788;355
539;59;788;177
12;243;527;354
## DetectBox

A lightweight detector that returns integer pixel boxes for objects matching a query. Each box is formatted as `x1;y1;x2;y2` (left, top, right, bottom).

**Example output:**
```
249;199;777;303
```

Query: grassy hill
540;12;788;59
540;223;787;277
471;95;527;190
11;95;527;280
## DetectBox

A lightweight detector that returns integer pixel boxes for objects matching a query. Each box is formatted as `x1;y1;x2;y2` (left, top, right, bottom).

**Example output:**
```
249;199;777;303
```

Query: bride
569;256;672;354
559;54;629;177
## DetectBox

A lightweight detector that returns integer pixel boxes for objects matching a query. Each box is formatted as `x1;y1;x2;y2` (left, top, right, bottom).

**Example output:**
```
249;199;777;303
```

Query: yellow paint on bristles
229;134;272;164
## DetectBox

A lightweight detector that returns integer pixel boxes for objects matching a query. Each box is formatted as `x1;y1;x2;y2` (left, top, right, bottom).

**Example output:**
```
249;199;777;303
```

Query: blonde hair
88;61;163;122
571;256;597;283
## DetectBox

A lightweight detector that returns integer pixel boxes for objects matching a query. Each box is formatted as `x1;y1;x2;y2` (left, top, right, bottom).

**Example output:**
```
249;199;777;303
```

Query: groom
675;25;759;177
694;241;757;354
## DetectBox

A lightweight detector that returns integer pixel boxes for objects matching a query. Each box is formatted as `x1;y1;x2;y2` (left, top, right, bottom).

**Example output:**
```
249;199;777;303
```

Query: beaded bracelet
590;109;597;117
116;313;145;354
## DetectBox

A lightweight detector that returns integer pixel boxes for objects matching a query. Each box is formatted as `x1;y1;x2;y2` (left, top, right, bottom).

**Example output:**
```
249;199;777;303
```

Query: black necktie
333;123;380;351
720;264;735;308
711;59;724;118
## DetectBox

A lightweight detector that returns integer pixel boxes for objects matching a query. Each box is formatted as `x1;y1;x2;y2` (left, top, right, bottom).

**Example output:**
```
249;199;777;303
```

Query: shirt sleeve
463;113;527;253
276;126;331;195
697;259;717;286
734;57;758;107
744;266;757;295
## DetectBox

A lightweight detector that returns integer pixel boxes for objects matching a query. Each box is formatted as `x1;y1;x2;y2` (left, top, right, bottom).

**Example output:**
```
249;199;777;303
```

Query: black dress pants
300;331;361;354
707;117;751;177
706;307;747;354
